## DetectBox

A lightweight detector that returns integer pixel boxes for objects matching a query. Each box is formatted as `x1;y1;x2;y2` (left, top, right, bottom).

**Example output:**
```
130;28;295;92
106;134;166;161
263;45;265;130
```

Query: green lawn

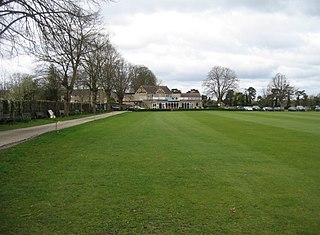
1;111;320;234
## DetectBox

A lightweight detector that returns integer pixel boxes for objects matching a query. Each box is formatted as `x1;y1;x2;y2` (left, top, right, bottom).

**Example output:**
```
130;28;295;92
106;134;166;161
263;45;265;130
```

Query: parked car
252;106;261;111
273;107;283;111
288;107;297;111
236;106;245;110
244;106;253;111
262;107;273;111
315;106;320;112
111;104;121;110
296;106;305;111
128;105;145;111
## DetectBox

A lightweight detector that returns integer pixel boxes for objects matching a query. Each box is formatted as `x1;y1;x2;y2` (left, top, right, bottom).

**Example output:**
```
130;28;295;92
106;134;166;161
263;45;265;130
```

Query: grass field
1;111;320;234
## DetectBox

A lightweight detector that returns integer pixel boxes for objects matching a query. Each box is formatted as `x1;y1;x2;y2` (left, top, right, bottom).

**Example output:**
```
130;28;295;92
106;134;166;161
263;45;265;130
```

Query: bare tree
113;58;133;108
81;33;109;113
0;0;106;56
131;65;157;92
5;73;40;100
268;73;294;108
203;65;238;105
37;7;99;116
100;41;119;111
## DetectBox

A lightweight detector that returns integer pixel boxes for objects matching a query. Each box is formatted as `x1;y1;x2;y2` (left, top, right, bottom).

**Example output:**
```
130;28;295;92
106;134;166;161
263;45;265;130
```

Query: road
0;111;126;150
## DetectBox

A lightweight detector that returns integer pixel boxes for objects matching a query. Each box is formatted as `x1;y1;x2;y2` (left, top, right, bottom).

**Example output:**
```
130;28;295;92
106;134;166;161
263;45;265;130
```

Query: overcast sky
1;0;319;96
101;0;320;95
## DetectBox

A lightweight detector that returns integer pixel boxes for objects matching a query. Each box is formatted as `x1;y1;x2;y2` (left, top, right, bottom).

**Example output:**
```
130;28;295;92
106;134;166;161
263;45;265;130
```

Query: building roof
139;85;172;94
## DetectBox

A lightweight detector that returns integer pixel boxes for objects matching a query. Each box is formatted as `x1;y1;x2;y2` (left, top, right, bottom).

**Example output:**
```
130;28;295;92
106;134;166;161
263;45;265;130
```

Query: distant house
123;85;202;109
70;89;117;104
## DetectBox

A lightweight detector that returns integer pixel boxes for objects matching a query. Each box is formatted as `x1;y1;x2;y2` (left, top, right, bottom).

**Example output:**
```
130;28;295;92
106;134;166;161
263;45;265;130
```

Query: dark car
111;104;121;111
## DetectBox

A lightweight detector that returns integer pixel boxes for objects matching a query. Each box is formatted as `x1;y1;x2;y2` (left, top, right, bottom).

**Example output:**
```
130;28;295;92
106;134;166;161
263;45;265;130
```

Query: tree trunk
119;98;123;109
92;91;97;113
63;89;72;116
117;93;124;110
105;90;112;112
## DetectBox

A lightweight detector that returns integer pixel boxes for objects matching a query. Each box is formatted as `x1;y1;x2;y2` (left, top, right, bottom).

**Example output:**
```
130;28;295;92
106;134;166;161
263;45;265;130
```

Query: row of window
137;96;201;101
151;102;199;109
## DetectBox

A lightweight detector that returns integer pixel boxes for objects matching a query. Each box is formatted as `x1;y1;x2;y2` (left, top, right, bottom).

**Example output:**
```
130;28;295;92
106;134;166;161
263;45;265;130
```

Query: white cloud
1;0;319;96
0;55;36;79
102;0;320;95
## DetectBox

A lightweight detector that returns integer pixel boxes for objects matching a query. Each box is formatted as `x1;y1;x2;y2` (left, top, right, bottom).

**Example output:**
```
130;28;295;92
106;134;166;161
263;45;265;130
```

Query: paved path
0;111;127;150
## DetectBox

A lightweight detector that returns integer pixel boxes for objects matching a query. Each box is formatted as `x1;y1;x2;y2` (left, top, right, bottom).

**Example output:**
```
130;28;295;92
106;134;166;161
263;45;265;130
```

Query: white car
129;105;145;110
288;107;296;111
262;107;273;111
296;106;305;111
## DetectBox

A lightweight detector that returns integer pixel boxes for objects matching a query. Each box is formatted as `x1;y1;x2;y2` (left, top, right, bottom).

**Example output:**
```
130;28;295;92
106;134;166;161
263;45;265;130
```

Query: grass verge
1;111;320;234
0;113;102;132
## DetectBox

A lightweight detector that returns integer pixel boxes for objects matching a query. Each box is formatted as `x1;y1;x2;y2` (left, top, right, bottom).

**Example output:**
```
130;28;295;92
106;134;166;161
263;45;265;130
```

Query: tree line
0;0;157;115
202;66;320;109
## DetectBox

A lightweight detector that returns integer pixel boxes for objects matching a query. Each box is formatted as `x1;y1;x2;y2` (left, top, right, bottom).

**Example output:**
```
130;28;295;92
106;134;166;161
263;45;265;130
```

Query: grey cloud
237;67;276;80
103;0;320;16
102;0;320;95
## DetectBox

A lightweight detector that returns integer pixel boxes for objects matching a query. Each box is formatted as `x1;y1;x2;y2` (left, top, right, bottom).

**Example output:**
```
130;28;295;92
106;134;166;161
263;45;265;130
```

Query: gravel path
0;111;126;150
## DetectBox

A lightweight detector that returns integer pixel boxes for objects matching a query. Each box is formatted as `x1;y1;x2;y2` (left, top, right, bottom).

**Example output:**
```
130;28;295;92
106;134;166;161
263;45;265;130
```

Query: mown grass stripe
1;111;319;234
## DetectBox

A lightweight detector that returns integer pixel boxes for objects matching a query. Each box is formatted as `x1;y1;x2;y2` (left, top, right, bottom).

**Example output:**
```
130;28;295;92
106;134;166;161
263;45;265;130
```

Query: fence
0;100;95;122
